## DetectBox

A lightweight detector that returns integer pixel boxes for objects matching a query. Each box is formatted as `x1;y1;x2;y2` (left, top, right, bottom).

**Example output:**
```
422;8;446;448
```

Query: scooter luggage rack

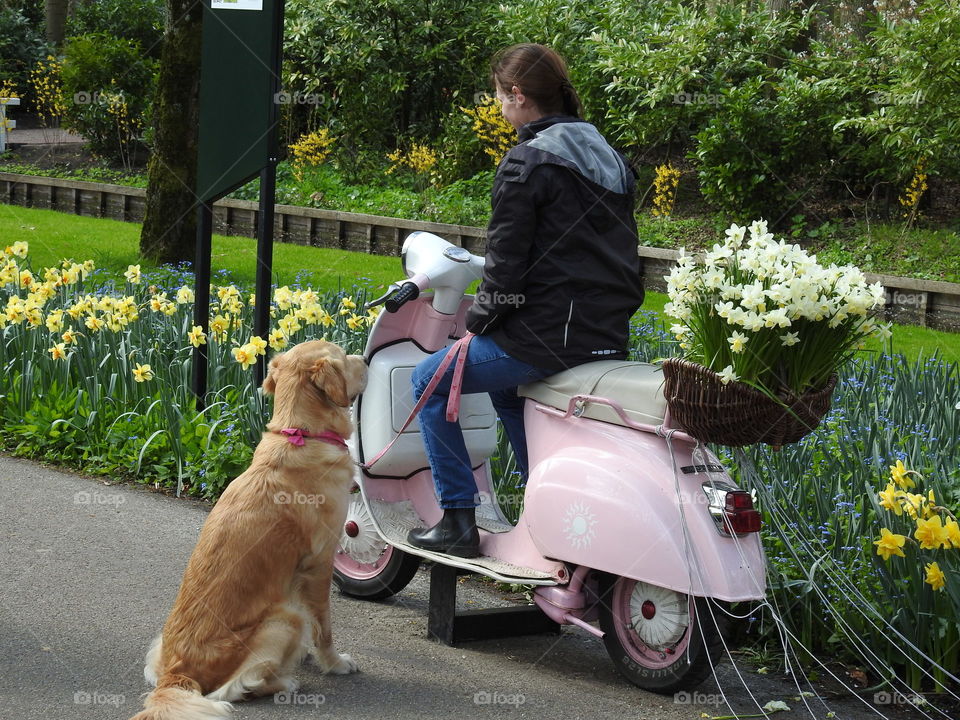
532;392;697;443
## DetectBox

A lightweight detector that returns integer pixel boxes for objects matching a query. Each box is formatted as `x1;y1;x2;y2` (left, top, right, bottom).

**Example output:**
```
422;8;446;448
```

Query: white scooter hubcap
628;581;690;649
339;495;386;565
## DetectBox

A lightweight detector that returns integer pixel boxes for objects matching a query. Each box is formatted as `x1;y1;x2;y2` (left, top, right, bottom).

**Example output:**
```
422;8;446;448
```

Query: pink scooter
334;231;767;692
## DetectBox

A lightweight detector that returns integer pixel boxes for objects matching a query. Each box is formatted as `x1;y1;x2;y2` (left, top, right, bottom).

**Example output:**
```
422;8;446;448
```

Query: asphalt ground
0;455;938;720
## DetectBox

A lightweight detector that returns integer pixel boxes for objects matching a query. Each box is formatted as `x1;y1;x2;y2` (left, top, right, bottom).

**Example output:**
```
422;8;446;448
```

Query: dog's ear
310;356;350;407
262;353;284;395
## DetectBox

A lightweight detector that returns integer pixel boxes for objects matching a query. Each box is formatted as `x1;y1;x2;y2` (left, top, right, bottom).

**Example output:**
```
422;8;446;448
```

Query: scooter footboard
523;411;766;602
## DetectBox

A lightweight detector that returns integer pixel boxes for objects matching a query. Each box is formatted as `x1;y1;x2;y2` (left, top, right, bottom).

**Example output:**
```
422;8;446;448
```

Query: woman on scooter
407;43;645;558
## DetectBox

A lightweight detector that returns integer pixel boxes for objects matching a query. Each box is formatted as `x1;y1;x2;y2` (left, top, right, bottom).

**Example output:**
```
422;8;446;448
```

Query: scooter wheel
597;575;726;694
333;489;420;600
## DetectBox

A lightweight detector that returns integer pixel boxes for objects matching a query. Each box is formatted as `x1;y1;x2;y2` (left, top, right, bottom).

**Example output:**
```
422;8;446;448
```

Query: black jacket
465;116;644;372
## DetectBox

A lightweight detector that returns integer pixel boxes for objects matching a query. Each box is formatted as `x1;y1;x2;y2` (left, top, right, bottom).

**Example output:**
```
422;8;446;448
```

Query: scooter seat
518;360;666;429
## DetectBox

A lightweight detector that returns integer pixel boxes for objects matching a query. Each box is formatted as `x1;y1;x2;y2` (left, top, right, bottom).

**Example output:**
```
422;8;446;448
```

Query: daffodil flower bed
0;241;376;498
665;220;892;396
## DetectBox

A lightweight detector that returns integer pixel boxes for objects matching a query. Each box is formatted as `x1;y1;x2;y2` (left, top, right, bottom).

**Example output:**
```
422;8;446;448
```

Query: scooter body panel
522;405;767;602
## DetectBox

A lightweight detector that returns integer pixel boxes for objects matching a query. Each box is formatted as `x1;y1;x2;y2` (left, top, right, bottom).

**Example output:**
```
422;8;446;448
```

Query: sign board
196;0;283;202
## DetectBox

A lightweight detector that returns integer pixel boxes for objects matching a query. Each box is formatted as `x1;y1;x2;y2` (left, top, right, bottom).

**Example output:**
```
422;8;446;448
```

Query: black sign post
192;0;285;406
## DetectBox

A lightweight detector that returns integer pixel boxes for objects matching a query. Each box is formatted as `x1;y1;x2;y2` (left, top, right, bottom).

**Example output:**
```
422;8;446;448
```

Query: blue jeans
411;335;552;509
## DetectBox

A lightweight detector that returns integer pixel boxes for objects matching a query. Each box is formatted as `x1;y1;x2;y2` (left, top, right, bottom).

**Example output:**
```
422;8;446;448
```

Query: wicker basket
661;358;838;448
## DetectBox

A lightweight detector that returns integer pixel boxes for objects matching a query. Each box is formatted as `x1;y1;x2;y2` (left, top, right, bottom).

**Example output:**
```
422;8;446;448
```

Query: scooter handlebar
384;281;421;313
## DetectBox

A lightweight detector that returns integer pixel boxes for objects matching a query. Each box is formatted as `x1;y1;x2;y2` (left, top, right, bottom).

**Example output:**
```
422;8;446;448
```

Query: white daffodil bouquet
664;220;891;398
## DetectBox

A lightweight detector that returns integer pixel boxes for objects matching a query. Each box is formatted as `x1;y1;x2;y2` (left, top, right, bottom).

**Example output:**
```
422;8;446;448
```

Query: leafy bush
66;0;166;60
838;3;960;183
60;33;157;162
0;4;49;110
282;0;494;152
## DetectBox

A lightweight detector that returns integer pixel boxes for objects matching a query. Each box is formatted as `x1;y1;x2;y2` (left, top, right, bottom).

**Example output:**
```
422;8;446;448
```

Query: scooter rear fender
523;404;767;602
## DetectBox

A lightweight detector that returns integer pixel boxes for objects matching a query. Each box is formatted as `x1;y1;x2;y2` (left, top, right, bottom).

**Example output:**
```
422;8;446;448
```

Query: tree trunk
44;0;69;47
139;0;204;265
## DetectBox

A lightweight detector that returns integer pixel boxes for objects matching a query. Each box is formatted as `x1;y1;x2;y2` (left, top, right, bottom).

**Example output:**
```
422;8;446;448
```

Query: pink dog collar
276;428;349;450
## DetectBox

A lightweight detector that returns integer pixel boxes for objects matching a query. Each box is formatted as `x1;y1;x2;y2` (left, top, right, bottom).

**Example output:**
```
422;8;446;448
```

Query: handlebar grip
384;281;420;313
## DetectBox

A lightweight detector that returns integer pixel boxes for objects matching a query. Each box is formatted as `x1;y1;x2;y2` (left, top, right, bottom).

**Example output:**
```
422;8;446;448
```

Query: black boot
407;508;480;558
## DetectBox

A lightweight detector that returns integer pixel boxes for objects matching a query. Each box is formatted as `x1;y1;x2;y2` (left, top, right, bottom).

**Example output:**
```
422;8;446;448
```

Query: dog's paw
326;653;359;675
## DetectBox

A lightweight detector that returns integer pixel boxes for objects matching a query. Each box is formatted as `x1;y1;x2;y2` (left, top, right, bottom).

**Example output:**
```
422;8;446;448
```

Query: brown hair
491;43;583;119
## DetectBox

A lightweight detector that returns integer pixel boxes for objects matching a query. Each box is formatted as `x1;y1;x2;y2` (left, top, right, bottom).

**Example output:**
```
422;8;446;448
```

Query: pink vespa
334;231;767;692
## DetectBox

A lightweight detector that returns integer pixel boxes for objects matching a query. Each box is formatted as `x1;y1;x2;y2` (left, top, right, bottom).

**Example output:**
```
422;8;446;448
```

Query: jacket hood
520;116;629;194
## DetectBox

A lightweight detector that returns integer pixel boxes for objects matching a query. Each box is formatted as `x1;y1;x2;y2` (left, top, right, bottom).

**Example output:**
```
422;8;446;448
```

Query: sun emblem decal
563;501;597;550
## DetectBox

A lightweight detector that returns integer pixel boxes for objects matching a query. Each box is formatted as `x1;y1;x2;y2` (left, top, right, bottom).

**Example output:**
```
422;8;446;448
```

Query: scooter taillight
702;483;762;536
723;491;762;534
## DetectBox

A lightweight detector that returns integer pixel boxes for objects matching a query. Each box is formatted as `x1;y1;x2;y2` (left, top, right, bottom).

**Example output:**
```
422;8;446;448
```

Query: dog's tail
128;675;232;720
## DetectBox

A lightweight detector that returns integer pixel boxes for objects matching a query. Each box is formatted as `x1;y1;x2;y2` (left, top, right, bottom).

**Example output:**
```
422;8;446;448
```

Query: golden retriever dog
130;340;367;720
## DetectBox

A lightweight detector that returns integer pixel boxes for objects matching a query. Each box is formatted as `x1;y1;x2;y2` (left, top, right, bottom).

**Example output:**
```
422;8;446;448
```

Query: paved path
5;127;84;145
0;455;931;719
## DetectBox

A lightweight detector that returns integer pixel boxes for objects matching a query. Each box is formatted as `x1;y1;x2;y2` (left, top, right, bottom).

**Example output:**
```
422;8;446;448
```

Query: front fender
523;408;766;602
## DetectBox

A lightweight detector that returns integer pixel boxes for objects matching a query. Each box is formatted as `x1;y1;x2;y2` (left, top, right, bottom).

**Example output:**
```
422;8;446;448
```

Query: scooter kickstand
426;564;560;645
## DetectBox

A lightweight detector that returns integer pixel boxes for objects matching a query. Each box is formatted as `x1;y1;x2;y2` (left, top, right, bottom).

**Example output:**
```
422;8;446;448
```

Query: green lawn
2;203;958;365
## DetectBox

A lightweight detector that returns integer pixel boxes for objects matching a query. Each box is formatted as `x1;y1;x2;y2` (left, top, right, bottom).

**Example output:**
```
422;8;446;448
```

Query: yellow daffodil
132;363;154;382
81;259;95;276
85;315;104;332
149;293;167;312
187;325;207;348
24;306;42;327
19;269;34;288
366;306;381;324
890;460;914;490
160;301;177;316
48;343;67;360
925;562;946;592
248;335;267;356
232;344;257;370
874;527;907;561
268;329;287;350
945;518;960;549
878;482;902;516
124;264;141;284
346;313;365;331
900;492;926;520
175;286;194;304
62;329;77;344
43;267;61;284
914;515;950;550
61;265;80;284
209;314;229;339
339;295;357;315
278;314;302;335
274;285;294;311
9;241;28;258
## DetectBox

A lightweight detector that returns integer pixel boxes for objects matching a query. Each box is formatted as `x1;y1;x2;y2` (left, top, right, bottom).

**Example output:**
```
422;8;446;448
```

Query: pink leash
362;333;475;469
